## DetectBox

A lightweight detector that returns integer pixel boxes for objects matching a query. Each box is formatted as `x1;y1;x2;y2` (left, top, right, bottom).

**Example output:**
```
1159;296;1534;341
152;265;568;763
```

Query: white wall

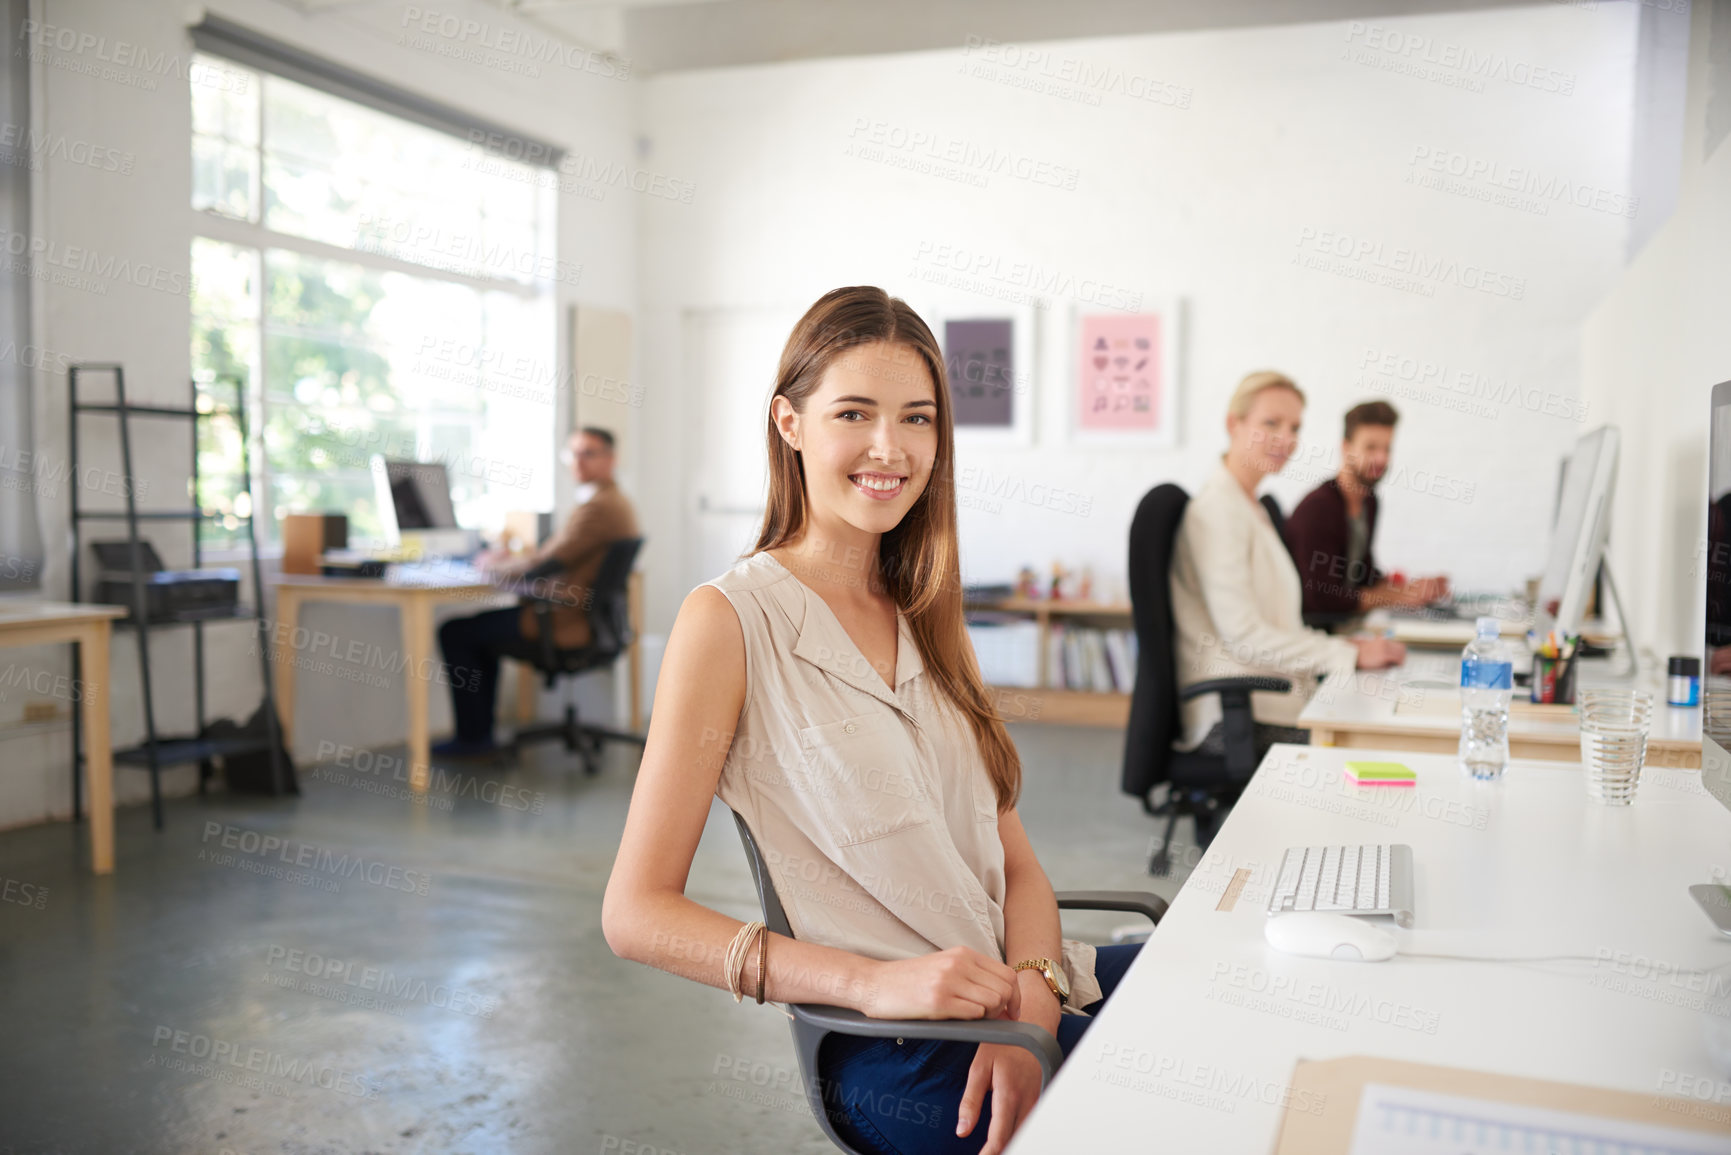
637;4;1642;635
1582;0;1731;660
0;0;639;828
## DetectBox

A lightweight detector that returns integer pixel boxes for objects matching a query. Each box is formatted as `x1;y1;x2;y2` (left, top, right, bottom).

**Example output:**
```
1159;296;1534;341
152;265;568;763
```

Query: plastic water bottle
1460;616;1513;780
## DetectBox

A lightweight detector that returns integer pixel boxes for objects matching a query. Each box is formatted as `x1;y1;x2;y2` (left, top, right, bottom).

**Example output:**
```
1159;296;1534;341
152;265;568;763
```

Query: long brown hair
750;286;1022;811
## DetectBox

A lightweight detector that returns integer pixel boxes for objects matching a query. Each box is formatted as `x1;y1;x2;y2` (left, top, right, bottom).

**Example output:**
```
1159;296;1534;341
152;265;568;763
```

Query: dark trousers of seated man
438;607;526;745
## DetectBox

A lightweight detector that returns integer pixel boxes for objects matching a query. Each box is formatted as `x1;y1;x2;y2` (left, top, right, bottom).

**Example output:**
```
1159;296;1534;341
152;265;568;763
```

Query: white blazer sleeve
1184;497;1358;680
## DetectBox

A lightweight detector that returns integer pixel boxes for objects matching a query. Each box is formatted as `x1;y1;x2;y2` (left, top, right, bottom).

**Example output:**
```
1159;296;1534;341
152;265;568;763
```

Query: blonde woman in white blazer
1170;371;1407;756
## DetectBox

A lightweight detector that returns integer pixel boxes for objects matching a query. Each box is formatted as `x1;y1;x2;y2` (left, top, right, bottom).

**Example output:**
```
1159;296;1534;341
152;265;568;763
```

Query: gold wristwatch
1014;957;1070;1006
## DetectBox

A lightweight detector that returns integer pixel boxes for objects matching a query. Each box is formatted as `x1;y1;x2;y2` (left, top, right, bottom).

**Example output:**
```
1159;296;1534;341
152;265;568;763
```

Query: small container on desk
1669;656;1701;707
1531;650;1578;705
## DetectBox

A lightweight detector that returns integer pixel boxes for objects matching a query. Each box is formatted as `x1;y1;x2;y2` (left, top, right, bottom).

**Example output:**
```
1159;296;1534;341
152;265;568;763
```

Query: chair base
512;705;645;775
1145;784;1240;875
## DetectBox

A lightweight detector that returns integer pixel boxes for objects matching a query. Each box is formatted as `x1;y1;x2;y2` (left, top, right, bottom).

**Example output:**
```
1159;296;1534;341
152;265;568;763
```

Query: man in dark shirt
1284;401;1449;626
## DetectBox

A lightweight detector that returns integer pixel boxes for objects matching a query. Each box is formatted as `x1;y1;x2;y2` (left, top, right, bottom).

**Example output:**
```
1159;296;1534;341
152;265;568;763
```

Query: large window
190;54;556;548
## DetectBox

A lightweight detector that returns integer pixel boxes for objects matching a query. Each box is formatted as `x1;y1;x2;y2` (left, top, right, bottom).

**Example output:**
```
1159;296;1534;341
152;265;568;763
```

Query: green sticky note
1344;761;1416;784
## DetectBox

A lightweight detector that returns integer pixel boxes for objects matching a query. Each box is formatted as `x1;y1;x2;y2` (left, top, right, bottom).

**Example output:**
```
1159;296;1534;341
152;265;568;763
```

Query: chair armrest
519;556;565;584
1178;676;1293;699
1180;677;1292;780
789;1003;1064;1083
1055;890;1168;926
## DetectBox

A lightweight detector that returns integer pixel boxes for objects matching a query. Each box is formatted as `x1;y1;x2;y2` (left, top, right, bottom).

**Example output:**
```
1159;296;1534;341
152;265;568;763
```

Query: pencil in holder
1531;651;1578;705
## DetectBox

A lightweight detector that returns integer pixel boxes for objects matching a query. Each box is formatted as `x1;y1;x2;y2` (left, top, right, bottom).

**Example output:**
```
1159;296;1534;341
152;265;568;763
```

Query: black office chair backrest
584;536;644;658
1259;494;1287;546
1121;484;1189;800
733;809;794;938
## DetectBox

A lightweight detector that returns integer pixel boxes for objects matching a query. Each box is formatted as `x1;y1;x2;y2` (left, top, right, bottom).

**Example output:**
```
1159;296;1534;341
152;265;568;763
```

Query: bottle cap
1669;656;1701;677
1475;616;1499;638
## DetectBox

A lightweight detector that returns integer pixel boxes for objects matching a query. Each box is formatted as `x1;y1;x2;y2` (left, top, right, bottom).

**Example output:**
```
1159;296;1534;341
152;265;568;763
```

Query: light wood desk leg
628;571;642;732
402;595;433;792
515;660;537;724
273;588;300;756
1311;727;1336;748
80;622;114;876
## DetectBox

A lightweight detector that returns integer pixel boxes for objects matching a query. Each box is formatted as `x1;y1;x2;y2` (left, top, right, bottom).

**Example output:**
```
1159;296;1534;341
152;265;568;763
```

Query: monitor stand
1599;561;1639;678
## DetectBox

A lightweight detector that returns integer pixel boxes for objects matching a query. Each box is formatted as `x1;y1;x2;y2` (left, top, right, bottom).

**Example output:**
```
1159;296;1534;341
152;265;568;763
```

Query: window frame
189;55;555;558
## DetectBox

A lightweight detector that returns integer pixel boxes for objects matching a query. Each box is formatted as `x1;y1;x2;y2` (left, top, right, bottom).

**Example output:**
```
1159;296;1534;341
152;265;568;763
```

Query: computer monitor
382;459;458;530
1536;426;1619;640
1704;381;1731;811
371;457;472;556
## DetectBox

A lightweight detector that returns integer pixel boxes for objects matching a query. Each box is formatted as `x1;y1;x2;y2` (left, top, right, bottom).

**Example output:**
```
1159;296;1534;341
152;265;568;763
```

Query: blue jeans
815;943;1141;1155
437;606;525;743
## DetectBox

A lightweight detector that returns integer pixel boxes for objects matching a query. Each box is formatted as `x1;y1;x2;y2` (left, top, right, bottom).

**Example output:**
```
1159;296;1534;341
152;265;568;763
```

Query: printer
91;540;241;621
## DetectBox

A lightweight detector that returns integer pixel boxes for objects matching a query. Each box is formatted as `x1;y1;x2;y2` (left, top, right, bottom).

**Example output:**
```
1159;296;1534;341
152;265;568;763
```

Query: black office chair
500;536;646;775
1259;493;1287;545
1122;485;1291;875
732;810;1164;1155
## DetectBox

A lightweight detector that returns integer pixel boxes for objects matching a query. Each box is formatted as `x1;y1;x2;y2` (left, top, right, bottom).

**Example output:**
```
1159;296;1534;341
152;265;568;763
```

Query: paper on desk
1349;1083;1731;1155
1275;1057;1731;1152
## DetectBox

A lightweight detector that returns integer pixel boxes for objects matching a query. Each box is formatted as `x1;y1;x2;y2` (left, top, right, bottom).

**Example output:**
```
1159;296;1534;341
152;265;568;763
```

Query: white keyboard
1267;843;1415;928
386;561;488;586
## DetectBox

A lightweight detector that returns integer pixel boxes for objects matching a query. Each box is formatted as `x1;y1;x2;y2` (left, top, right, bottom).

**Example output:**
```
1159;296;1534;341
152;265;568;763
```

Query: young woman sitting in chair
603;286;1139;1155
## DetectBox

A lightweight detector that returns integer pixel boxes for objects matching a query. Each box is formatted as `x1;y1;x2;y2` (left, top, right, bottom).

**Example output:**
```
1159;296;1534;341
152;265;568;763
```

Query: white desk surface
1369;608;1624;650
0;599;127;625
1301;650;1702;753
1010;745;1731;1152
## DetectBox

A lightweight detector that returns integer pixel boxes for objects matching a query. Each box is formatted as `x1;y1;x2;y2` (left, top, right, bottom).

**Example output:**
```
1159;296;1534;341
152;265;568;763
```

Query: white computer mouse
1264;912;1398;962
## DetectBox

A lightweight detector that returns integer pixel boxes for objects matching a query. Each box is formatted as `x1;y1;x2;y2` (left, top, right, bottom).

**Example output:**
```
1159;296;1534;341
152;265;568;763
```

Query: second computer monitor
382;459;459;532
1704;382;1731;817
1536;426;1619;640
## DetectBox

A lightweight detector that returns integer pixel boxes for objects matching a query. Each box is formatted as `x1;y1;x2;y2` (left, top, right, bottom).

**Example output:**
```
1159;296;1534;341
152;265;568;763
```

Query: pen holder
1531;651;1578;705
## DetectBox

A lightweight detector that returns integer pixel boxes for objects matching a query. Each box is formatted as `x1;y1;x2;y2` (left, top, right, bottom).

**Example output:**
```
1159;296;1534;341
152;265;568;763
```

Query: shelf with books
964;598;1136;727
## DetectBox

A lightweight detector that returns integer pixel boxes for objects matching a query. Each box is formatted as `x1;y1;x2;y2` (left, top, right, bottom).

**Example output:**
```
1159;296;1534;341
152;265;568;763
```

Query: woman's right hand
1353;637;1407;669
862;947;1022;1021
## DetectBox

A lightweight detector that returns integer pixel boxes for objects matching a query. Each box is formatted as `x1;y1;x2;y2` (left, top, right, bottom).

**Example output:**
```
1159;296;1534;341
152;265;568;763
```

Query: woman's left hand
956;1042;1044;1153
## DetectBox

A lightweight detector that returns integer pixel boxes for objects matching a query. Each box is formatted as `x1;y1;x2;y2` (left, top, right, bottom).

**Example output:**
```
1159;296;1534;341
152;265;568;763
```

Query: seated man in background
1283;400;1449;628
435;427;639;756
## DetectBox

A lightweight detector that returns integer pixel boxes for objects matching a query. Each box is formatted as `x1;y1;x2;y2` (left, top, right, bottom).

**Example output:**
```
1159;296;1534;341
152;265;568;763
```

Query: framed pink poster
1072;304;1180;446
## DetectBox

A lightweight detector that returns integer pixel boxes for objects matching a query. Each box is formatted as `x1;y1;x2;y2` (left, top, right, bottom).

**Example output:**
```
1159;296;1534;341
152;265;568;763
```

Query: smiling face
772;341;939;542
1227;385;1304;478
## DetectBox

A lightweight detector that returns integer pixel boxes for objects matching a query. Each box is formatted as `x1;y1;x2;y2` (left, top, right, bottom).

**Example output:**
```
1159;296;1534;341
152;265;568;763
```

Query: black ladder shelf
68;364;286;831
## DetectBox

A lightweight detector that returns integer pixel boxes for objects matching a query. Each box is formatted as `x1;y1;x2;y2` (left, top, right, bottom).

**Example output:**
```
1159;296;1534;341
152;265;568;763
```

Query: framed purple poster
945;318;1015;428
922;303;1034;445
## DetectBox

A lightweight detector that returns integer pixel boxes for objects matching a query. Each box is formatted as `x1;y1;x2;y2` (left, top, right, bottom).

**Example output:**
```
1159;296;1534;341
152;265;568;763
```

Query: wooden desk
1301;651;1702;768
271;576;510;791
273;571;645;790
0;601;124;873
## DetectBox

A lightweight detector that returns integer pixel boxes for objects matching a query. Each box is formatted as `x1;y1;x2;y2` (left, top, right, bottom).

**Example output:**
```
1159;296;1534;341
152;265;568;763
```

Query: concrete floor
0;724;1198;1155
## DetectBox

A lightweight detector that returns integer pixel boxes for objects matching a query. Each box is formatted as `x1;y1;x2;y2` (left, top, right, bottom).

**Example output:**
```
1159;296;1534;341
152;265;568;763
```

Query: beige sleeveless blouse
704;551;1100;1010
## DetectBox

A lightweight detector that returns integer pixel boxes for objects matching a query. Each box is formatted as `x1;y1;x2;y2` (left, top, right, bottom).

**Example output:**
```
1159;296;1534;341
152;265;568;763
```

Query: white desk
1011;746;1731;1152
1370;608;1623;652
1302;651;1703;768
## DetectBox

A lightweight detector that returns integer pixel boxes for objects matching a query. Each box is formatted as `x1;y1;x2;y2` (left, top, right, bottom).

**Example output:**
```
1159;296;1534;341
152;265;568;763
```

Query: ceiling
296;0;1552;75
